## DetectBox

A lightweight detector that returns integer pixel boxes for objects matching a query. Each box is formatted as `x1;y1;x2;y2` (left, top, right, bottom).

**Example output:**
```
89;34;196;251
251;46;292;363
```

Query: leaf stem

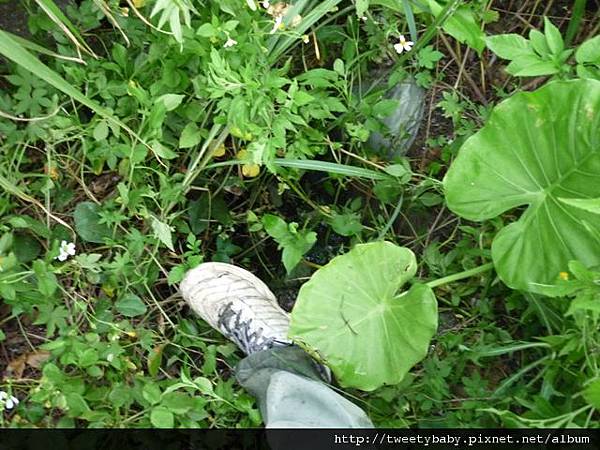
426;262;494;289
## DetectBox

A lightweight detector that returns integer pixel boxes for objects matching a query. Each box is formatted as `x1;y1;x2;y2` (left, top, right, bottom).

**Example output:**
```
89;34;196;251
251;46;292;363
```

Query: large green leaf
444;80;600;292
289;242;438;391
74;202;111;244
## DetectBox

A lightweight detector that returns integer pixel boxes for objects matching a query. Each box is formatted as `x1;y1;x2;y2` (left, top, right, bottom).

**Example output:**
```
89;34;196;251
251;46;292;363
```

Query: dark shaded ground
0;0;31;37
0;0;70;37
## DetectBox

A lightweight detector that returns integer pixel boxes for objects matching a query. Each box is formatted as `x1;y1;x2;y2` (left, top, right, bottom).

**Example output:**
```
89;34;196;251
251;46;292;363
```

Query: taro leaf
74;202;111;244
444;80;600;292
289;241;438;391
559;198;600;215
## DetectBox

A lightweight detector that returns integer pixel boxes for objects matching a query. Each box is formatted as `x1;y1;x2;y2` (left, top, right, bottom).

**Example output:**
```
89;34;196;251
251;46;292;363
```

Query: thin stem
426;262;494;289
377;193;404;240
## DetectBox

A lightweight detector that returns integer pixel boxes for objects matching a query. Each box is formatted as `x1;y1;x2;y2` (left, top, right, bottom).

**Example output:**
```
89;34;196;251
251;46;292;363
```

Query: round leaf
289;242;438;391
444;80;600;292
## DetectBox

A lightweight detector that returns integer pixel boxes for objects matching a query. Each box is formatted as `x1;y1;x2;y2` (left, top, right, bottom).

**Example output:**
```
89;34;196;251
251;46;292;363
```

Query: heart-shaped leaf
444;80;600;292
289;241;438;391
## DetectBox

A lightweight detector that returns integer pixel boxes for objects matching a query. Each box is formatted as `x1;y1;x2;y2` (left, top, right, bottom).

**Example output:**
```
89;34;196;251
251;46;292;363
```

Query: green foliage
0;0;598;431
428;0;486;54
261;215;316;274
74;202;112;244
444;80;600;292
150;0;194;44
290;242;438;390
486;17;600;79
576;35;600;79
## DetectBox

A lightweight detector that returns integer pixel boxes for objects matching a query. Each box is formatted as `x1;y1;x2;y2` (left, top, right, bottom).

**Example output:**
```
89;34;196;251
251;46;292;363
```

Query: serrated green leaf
33;259;58;297
262;214;316;273
179;122;203;148
161;392;195;415
583;379;600;409
151;217;175;251
116;294;147;317
328;211;363;237
93;120;109;141
158;94;185;111
150;406;174;428
143;383;162;405
193;376;214;395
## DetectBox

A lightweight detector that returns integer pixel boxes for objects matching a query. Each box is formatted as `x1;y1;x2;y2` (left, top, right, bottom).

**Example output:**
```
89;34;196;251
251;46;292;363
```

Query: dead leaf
26;350;51;369
5;354;26;378
3;350;50;379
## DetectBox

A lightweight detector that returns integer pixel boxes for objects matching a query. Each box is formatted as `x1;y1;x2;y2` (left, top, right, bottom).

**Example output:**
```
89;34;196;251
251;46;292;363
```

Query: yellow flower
213;144;226;157
237;149;261;178
242;164;260;177
559;271;569;281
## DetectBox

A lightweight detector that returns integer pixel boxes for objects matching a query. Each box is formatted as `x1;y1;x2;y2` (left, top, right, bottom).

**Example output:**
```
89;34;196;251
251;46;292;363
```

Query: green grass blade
1;30;85;64
565;0;587;46
273;159;389;180
267;0;344;63
0;173;74;231
472;341;551;358
205;158;389;180
0;30;142;140
33;0;98;57
403;0;418;43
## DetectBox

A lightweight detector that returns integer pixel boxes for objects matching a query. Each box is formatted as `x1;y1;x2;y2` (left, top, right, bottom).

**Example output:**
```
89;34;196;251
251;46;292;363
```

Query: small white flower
270;15;283;34
262;0;270;8
394;34;414;54
224;37;237;48
301;34;309;44
360;15;368;21
56;240;76;262
0;391;19;411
